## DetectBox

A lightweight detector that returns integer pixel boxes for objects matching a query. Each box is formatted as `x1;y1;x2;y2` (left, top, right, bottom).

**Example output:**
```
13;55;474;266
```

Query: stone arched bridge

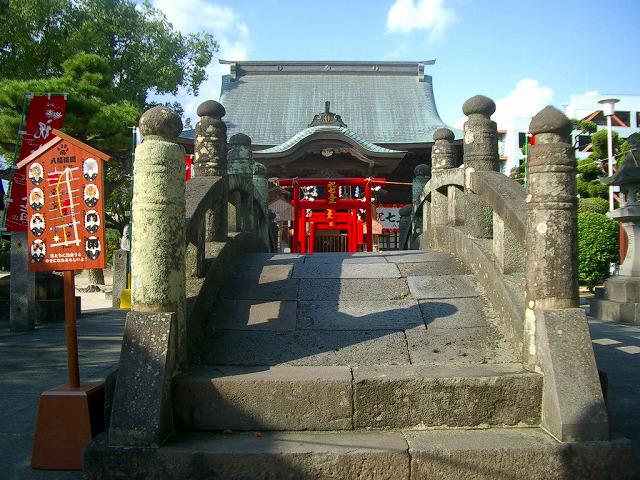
84;99;633;479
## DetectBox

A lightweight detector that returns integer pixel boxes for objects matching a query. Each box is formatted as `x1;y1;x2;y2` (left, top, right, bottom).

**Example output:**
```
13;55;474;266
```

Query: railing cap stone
197;100;226;119
139;106;182;139
462;95;496;117
433;128;454;141
230;133;252;146
529;106;571;137
253;162;267;176
414;164;430;177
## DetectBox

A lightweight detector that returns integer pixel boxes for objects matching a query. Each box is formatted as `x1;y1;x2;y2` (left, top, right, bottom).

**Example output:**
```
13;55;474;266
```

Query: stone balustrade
412;99;608;442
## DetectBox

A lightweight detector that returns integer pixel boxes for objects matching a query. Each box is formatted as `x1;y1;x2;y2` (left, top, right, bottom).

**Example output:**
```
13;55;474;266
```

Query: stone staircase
86;251;633;479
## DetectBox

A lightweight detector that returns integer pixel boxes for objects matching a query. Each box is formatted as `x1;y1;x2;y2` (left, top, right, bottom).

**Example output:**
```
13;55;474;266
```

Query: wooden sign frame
17;129;110;272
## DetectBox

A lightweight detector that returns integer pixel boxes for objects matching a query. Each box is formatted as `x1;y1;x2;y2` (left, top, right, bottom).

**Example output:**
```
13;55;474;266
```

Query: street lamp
598;97;620;211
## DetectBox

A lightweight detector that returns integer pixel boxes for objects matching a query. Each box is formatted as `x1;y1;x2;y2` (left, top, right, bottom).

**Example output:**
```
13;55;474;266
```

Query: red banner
5;95;67;231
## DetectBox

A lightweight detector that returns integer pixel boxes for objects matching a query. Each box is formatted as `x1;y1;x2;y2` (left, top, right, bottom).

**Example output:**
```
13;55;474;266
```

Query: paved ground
0;270;124;480
0;262;638;478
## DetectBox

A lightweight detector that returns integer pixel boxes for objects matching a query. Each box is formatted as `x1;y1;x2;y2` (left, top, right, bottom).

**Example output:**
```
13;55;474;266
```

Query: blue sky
154;0;640;130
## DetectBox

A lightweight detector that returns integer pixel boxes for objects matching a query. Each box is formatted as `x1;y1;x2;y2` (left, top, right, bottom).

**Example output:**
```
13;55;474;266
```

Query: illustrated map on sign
18;130;110;272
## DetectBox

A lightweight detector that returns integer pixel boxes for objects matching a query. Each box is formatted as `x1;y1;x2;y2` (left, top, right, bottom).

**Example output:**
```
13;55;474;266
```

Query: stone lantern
592;133;640;324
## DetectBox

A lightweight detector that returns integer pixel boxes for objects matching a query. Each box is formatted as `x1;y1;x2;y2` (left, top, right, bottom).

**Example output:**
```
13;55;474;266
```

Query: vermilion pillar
292;185;300;253
365;182;373;251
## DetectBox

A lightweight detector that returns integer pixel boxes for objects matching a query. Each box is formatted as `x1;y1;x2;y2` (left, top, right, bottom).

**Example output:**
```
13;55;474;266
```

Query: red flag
5;95;67;231
185;154;193;181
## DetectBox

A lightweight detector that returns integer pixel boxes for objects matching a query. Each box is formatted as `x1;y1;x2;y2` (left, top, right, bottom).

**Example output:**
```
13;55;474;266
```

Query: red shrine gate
277;177;386;253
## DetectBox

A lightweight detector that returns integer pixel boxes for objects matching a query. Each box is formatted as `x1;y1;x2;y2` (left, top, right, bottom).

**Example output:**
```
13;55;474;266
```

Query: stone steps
173;364;542;432
84;427;633;480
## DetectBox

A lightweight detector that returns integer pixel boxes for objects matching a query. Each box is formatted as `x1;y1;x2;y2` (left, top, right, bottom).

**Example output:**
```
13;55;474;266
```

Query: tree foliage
0;0;218;231
577;212;619;289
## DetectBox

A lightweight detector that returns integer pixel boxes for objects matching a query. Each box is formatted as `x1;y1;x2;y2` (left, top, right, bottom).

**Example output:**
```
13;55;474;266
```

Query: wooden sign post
17;129;110;470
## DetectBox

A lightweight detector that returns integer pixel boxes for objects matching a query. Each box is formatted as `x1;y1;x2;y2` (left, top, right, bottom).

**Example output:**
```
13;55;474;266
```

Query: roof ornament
308;101;347;128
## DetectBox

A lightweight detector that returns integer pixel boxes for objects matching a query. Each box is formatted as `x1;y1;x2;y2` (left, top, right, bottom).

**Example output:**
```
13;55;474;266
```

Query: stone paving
0;309;126;480
202;251;516;367
0;258;639;478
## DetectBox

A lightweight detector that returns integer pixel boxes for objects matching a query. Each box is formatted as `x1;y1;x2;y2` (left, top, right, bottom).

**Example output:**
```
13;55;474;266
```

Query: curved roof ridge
256;125;406;156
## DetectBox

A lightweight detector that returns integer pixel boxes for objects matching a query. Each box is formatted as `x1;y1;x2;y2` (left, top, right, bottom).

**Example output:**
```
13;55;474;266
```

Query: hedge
578;197;609;215
577;211;619;289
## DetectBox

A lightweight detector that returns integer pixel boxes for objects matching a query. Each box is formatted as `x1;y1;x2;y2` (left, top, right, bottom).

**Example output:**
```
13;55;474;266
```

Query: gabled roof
256;125;406;157
216;60;460;147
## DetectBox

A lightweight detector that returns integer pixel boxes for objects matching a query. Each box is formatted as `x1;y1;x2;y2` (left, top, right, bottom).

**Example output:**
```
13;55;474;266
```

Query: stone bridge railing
407;97;609;444
108;102;276;447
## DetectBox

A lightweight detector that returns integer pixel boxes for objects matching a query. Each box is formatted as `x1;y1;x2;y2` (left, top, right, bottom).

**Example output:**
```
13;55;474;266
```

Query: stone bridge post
253;162;269;244
525;106;607;441
431;128;457;230
194;100;227;241
227;133;255;233
412;164;430;248
462;95;499;238
109;107;185;446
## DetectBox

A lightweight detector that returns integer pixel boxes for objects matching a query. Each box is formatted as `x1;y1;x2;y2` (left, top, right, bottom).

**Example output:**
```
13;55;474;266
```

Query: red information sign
5;95;67;231
17;129;109;271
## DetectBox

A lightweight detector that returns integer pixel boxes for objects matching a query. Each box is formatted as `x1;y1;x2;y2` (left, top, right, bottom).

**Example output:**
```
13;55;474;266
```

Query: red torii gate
278;177;386;253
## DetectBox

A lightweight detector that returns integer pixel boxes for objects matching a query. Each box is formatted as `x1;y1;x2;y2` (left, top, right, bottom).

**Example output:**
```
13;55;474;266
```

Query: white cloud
492;79;554;130
386;0;456;41
152;0;251;125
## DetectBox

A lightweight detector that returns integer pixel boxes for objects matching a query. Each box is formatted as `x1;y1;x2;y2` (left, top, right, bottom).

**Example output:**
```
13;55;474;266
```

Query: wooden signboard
18;129;110;471
17;129;110;272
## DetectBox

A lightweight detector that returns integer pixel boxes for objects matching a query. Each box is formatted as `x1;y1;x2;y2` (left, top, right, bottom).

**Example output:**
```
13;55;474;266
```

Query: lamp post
598;97;620;211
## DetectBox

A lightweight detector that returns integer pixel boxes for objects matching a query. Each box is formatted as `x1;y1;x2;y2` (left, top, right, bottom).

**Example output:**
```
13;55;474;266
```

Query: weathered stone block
108;311;175;446
85;431;410;480
353;364;541;428
406;428;633;480
298;300;423;330
407;274;480;299
174;366;353;431
536;308;608;441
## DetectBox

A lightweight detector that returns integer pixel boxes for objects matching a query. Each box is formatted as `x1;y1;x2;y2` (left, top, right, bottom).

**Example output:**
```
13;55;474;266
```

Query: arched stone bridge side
411;99;609;443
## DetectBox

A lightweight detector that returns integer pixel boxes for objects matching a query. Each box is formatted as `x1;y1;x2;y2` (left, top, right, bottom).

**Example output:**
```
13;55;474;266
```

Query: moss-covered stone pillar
462;95;498;238
431;128;456;227
525;107;608;442
253;162;269;243
228;133;254;233
131;106;186;366
194;100;227;242
194;100;226;177
524;106;579;362
412;164;430;245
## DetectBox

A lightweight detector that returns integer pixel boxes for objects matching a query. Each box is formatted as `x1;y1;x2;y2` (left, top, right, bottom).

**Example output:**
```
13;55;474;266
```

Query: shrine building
181;60;461;250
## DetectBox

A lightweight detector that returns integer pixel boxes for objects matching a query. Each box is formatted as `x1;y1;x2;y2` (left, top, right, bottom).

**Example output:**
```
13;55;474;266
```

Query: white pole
606;114;615;211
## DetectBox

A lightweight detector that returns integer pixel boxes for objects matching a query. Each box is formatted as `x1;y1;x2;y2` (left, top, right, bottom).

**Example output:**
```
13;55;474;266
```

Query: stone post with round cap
227;133;255;232
523;106;609;442
194;100;228;241
412;164;430;246
431;127;457;227
525;106;579;314
130;106;187;365
109;106;187;447
194;100;227;177
462;95;499;238
253;162;269;242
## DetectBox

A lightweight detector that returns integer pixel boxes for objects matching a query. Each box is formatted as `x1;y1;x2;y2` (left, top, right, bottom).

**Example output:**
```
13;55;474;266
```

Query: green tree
0;0;217;105
0;0;218;231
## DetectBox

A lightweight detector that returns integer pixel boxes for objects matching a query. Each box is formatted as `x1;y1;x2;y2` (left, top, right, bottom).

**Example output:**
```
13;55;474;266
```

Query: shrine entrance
277;177;386;253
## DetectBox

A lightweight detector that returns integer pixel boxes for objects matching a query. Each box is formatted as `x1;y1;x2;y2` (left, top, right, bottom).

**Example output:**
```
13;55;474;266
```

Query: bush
577;212;619;289
579;197;609;215
105;228;121;266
